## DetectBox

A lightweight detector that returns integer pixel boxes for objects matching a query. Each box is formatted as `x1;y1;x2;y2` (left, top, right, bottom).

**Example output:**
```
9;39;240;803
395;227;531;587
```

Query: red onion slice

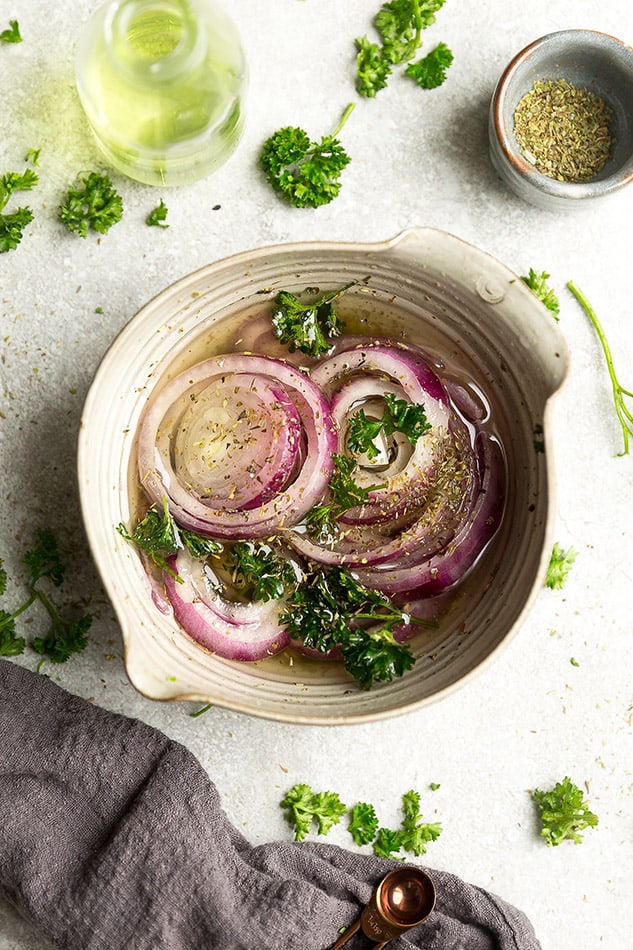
355;433;505;596
138;353;338;539
163;550;290;661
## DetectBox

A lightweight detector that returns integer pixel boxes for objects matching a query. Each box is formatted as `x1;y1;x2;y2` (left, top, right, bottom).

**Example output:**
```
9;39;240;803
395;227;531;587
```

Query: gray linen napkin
0;660;542;950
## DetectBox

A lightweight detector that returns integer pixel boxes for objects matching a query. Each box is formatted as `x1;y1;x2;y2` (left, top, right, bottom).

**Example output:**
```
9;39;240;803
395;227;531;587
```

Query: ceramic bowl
78;228;568;725
489;30;633;211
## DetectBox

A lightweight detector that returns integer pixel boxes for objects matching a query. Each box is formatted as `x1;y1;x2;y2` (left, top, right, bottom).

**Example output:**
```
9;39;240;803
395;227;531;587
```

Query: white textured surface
1;1;632;948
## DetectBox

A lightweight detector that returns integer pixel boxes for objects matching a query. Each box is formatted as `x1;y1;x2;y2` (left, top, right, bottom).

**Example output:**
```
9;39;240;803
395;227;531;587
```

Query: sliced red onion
138;353;338;539
354;433;505;597
163;550;289;661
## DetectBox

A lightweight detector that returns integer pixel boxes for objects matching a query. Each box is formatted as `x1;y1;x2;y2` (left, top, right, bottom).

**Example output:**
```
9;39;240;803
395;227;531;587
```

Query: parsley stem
567;280;633;456
331;102;355;139
0;592;37;627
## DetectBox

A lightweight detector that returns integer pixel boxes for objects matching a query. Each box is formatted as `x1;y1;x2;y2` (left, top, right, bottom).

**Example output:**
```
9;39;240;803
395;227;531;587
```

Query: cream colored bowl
78;228;568;724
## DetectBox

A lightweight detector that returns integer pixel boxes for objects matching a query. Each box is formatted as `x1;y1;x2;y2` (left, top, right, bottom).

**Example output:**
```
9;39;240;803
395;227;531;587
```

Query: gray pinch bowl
78;228;569;725
489;29;633;211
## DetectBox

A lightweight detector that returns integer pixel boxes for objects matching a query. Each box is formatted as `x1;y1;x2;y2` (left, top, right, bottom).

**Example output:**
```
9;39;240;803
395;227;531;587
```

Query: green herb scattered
305;454;376;542
355;0;451;97
189;703;213;718
0;168;38;252
355;36;392;97
373;826;403;857
347;393;431;459
280;565;416;690
533;776;599;846
397;788;443;856
348;802;379;846
226;541;297;602
545;542;577;590
567;280;633;456
570;657;579;667
260;103;354;208
430;781;441;791
280;785;442;857
1;19;22;43
117;497;222;577
281;784;347;841
520;269;560;320
147;198;169;228
58;171;123;238
271;284;350;357
0;529;92;663
25;148;41;166
405;41;454;89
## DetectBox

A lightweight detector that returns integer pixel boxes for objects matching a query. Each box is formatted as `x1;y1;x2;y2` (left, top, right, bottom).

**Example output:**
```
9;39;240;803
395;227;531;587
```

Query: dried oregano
513;78;614;183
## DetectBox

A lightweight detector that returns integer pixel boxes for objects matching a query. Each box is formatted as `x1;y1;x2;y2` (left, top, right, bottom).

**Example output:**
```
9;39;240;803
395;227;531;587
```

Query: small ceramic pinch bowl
489;29;633;211
78;228;569;725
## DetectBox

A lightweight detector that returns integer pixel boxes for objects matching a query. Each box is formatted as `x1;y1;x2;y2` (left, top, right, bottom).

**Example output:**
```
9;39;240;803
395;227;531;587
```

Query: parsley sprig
281;784;348;841
147;198;169;228
305;454;377;543
533;776;599;846
545;542;577;590
347;393;431;459
280;565;415;690
0;529;92;663
567;280;633;456
521;269;561;320
117;497;222;577
58;171;123;237
260;103;354;208
226;541;297;602
271;284;351;357
0;168;38;253
356;0;451;97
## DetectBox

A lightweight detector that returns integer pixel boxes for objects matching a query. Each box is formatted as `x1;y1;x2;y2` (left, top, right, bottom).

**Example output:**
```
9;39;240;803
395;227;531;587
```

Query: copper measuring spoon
329;866;436;949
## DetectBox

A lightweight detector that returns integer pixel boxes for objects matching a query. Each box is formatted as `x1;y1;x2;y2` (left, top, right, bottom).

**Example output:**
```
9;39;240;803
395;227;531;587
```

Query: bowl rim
491;28;633;200
78;227;570;724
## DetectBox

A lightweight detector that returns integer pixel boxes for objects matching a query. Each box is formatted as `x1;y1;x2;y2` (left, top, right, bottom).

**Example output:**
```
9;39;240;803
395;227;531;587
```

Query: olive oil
75;0;247;186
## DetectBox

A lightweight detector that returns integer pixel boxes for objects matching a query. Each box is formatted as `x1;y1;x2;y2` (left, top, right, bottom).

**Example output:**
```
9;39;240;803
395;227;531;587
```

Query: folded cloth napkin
0;660;542;950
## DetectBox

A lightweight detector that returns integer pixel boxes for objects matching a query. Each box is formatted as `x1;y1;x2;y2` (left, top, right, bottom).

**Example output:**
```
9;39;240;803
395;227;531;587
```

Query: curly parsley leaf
147;198;169;228
31;612;92;665
58;172;123;238
521;269;560;320
271;284;350;357
348;802;379;845
373;826;403;858
533;776;599;846
398;788;443;855
347;393;431;460
117;497;221;576
280;565;415;690
0;208;34;252
305;455;378;544
0;168;38;252
281;784;347;841
227;541;297;602
0;19;22;43
355;36;392;97
567;280;633;456
260;103;354;208
545;542;577;590
405;41;454;89
22;528;65;587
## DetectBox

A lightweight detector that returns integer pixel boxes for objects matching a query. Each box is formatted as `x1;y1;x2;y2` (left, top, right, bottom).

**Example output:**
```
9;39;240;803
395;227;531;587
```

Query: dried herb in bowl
513;78;614;182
